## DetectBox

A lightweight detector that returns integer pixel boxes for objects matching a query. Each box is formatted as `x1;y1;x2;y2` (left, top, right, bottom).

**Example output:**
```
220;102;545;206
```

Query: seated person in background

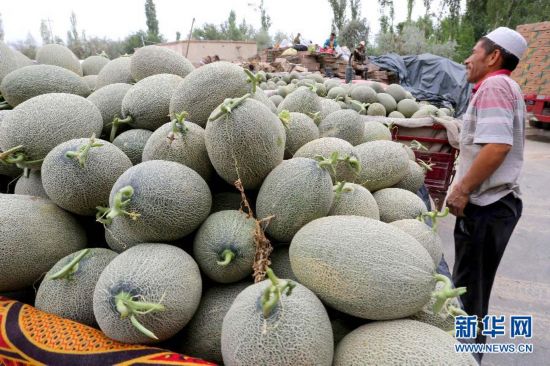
293;33;301;45
322;33;338;52
353;41;367;63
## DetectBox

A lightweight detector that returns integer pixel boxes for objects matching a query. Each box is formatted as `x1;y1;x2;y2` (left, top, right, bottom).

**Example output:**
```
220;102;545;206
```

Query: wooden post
185;18;195;58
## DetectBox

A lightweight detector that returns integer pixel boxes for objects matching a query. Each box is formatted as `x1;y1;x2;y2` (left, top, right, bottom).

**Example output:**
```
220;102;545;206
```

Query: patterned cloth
0;297;216;366
456;71;526;206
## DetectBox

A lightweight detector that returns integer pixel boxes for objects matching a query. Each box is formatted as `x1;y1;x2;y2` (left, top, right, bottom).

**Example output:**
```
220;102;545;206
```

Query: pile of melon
0;42;476;365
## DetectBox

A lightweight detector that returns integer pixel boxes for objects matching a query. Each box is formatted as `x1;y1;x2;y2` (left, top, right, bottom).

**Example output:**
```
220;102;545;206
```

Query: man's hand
447;182;470;217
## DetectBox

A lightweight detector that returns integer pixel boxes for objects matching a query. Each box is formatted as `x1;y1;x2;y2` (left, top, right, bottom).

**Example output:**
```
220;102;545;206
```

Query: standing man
447;27;527;349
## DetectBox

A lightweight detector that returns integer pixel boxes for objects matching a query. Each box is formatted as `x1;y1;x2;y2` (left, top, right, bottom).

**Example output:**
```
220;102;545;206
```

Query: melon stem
96;186;140;225
65;134;103;168
110;116;133;142
261;267;296;318
114;291;166;340
417;208;449;231
432;273;467;315
48;249;90;280
0;145;44;169
167;111;189;143
217;249;236;266
0;101;10;109
208;93;250;122
307;111;321;125
244;69;261;94
333;181;353;198
278;110;291;128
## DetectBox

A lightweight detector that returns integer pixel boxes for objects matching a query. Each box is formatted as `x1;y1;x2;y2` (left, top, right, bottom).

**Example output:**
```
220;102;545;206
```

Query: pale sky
2;0;447;45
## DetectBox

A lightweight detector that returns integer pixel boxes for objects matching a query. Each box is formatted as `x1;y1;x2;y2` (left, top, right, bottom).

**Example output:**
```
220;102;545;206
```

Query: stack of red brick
512;22;550;96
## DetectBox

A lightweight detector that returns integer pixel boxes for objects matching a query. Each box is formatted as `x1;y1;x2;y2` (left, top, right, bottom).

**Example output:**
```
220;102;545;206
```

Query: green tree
0;13;4;41
192;11;255;41
176;31;181;41
145;0;161;42
10;33;38;58
259;0;272;31
339;18;369;48
350;0;361;21
67;11;85;59
406;0;414;22
328;0;348;33
40;19;53;44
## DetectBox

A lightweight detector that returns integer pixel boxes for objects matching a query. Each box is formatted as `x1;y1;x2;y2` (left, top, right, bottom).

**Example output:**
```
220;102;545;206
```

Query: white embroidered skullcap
485;27;527;59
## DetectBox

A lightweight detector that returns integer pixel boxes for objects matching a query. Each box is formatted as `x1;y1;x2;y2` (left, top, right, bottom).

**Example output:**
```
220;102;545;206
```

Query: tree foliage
0;13;4;42
259;0;272;31
193;10;255;41
145;0;161;42
328;0;348;33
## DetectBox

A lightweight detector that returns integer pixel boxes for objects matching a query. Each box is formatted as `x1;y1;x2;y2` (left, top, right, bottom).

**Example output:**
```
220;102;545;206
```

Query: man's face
464;40;500;83
330;35;335;40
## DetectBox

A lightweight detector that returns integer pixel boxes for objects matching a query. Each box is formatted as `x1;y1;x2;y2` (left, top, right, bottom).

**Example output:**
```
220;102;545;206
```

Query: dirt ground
438;125;550;365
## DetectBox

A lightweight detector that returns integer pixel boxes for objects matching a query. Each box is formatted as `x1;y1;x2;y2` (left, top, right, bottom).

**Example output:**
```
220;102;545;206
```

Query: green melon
96;57;134;89
193;210;256;283
318;98;342;121
14;170;48;198
251;89;277;113
269;246;298;282
327;86;347;100
362;120;392;142
366;102;386;116
329;182;380;220
36;44;82;76
256;157;334;242
334;320;478;365
11;49;34;68
405;91;414;99
174;282;250;363
41;137;133;216
35;248;117;326
83;75;98;91
0;65;91;107
385;83;408;102
412;105;438;118
390;219;443;265
211;192;242;213
130;45;194;81
112;129;152;165
319;109;365;146
101;160;211;249
268;94;283;107
392;160;426;193
280;112;320;158
0;93;103;167
87;83;132;135
294;137;359;184
324;78;341;91
119;73;183;133
350;85;378;104
170;62;249;128
205;97;285;189
277;86;320;115
82;55;110;76
142;117;212;181
403;144;416;160
373;188;428;223
366;81;384;93
397;98;420;117
315;83;328;97
0;194;87;291
377;93;397;114
289;216;436;319
0;42;18;85
353;140;409;191
388;110;406;118
93;243;202;343
438;107;452;117
221;277;333;365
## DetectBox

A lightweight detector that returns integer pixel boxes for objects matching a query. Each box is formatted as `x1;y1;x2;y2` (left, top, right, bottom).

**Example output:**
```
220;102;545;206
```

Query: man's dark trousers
452;193;522;346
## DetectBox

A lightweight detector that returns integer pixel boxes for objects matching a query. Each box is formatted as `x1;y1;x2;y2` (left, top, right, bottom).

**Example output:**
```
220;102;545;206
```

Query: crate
392;124;458;209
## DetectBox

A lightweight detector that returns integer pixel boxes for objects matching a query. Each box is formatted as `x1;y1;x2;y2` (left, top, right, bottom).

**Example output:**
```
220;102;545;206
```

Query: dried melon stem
65;134;103;168
217;249;236;266
432;273;467;315
411;140;428;151
115;291;166;340
261;268;296;318
0;145;44;169
416;158;434;173
48;249;90;280
347;98;369;114
167;111;189;143
96;186;140;225
109;115;132;142
208;93;250;122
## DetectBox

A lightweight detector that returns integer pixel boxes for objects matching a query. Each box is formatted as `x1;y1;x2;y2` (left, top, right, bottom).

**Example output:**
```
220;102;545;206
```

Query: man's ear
487;49;502;68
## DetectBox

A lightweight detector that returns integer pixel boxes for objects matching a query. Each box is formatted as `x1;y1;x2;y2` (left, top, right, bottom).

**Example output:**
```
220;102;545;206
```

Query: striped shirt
456;71;526;206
